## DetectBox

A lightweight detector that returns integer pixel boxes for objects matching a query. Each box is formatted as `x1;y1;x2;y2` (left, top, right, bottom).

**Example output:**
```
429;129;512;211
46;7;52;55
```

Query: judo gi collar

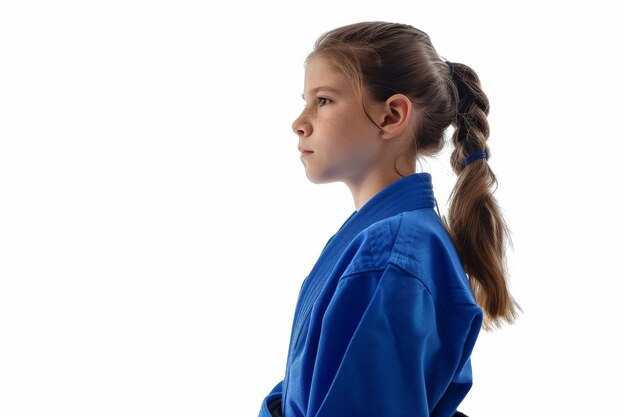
322;172;435;255
290;172;436;346
352;172;435;219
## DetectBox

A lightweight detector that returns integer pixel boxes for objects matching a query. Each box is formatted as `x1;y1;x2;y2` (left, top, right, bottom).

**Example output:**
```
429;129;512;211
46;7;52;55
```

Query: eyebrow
301;86;341;100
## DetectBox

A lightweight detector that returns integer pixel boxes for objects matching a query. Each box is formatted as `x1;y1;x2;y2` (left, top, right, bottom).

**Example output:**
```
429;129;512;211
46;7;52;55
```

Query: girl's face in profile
292;55;385;185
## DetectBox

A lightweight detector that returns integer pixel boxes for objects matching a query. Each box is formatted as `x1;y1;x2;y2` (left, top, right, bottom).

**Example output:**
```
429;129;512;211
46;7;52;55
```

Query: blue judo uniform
259;173;483;417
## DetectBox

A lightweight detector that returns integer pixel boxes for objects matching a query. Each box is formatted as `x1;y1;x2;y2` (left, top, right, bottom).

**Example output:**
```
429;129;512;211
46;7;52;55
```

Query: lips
299;146;313;159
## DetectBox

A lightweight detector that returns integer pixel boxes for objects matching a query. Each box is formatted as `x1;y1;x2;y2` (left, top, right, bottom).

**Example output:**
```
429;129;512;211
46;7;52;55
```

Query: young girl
259;21;518;417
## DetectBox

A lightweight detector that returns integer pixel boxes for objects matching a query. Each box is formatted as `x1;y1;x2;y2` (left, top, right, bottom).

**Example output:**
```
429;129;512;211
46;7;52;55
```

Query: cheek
324;109;360;136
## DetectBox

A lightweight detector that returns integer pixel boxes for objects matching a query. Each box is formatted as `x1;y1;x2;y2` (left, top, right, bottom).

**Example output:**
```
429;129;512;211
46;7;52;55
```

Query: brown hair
308;21;519;328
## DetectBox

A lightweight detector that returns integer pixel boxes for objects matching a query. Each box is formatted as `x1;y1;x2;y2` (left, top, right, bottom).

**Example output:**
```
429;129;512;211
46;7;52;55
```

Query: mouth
298;146;314;155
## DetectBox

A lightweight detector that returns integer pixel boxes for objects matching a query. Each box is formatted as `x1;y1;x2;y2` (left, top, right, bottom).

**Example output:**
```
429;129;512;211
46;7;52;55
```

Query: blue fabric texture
259;173;483;417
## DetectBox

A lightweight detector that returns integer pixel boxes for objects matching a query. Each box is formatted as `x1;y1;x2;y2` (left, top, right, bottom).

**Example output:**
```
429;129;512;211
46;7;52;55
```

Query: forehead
303;55;352;94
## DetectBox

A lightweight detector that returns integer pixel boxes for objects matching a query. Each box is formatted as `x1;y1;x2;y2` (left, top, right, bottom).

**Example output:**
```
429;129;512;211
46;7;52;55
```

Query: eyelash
302;97;332;107
317;97;331;106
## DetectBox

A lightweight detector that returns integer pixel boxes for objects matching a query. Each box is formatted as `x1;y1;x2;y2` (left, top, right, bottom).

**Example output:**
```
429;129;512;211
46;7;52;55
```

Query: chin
302;160;348;183
304;170;342;185
304;173;324;184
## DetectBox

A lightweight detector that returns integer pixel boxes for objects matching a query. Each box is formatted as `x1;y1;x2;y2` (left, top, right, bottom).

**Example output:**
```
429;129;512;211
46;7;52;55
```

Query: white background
1;1;624;416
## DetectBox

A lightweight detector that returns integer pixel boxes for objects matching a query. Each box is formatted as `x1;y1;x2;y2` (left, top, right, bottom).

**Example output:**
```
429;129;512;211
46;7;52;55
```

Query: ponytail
443;62;520;328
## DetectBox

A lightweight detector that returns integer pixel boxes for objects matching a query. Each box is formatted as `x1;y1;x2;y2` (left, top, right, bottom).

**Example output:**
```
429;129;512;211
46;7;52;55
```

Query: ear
378;94;415;139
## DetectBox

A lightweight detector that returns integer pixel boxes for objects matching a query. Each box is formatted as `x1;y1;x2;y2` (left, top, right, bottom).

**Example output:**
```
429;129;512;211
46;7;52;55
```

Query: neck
346;167;417;211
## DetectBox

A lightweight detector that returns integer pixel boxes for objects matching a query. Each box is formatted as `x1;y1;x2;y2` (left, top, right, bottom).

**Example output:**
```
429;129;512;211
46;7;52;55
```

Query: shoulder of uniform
340;209;446;274
339;213;404;277
338;209;479;316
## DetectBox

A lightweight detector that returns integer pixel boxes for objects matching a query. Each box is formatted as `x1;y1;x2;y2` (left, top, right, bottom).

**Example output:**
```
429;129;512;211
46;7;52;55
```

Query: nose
292;110;311;137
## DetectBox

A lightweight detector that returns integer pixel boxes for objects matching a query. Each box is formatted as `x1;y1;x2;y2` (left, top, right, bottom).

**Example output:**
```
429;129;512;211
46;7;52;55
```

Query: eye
317;97;331;106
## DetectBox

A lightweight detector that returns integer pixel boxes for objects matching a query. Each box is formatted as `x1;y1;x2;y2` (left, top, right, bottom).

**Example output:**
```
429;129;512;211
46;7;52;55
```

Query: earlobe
379;94;413;138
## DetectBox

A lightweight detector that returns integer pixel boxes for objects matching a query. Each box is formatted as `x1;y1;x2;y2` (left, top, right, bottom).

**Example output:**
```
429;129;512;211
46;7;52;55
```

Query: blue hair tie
464;151;487;165
445;60;454;74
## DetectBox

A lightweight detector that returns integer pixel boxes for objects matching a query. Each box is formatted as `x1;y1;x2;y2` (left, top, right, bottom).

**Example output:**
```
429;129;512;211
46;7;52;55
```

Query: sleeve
305;263;482;417
258;380;283;417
